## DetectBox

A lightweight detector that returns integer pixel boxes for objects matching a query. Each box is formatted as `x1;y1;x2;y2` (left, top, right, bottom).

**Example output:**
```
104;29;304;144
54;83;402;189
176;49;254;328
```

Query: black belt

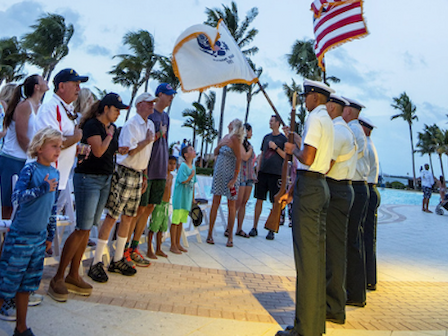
296;169;325;179
326;177;352;185
368;183;377;187
352;181;367;186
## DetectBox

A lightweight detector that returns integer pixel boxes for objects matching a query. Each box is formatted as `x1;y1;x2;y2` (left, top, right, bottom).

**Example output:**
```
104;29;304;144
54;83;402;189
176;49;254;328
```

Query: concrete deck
1;202;448;336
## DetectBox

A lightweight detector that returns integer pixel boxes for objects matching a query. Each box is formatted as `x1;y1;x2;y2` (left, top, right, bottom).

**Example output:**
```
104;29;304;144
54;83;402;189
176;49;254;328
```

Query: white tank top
1;101;36;160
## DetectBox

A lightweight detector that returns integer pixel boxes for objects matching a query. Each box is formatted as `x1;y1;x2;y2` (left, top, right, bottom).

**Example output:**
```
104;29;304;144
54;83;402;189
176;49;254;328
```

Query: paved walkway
1;201;448;336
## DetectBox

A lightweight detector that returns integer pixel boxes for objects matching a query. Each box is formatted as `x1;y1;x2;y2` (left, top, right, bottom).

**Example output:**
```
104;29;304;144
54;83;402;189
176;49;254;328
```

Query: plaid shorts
0;228;46;299
105;165;143;219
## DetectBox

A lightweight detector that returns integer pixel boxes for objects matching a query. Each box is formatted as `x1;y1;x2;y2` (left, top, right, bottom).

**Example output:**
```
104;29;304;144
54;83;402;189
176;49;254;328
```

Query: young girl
170;146;197;254
0;126;61;336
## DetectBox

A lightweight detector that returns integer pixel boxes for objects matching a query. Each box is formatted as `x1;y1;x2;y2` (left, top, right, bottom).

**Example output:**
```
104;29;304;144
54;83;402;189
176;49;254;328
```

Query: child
0;126;60;336
146;156;177;259
170;146;197;254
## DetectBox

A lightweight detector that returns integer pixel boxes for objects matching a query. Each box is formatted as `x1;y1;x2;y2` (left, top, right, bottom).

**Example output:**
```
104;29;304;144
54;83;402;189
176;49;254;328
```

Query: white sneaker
28;292;44;306
0;299;16;321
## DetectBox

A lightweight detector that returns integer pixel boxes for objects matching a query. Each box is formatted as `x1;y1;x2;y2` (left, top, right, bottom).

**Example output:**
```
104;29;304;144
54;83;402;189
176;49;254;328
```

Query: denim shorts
0;228;46;299
240;179;254;187
73;173;112;231
0;154;26;207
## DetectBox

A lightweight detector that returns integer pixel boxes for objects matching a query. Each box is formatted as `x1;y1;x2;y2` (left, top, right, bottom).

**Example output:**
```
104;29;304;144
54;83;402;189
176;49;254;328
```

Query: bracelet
275;146;278;151
107;133;113;137
143;173;149;179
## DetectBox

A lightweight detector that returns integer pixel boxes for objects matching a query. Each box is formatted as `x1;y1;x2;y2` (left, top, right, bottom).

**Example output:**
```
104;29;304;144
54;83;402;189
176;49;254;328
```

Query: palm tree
282;79;305;135
228;59;267;123
203;91;217;158
204;1;259;140
391;92;418;189
109;30;160;120
416;127;436;176
121;30;161;92
182;102;207;147
22;13;74;82
287;39;340;84
151;56;180;115
0;37;27;85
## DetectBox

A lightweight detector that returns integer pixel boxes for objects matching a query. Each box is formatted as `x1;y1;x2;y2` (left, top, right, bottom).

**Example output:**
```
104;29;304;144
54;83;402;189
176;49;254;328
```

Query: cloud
403;51;427;69
0;1;45;38
86;44;111;57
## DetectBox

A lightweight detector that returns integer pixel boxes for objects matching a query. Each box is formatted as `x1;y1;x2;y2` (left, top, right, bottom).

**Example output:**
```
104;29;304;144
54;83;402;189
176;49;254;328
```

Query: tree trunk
200;137;204;167
192;127;196;148
440;153;446;181
244;93;251;124
409;123;417;189
167;100;173;115
218;86;227;141
429;153;434;177
198;92;202;103
125;87;138;121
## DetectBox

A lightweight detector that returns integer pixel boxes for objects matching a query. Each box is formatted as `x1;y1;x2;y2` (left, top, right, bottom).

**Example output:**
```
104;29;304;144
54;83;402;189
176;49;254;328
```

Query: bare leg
15;292;29;333
54;229;89;281
133;204;155;244
146;231;157;259
237;186;252;233
226;200;236;245
155;231;167;257
98;215;116;240
67;230;90;279
207;195;222;240
127;206;146;243
170;224;181;254
177;223;187;252
253;199;263;229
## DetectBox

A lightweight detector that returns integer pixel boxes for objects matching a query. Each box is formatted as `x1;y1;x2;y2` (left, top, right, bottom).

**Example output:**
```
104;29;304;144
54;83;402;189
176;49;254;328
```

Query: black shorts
254;171;281;203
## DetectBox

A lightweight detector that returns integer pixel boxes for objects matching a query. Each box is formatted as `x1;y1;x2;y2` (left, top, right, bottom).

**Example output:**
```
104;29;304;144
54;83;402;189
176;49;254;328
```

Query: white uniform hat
342;96;365;110
358;116;376;129
302;79;335;98
328;93;349;107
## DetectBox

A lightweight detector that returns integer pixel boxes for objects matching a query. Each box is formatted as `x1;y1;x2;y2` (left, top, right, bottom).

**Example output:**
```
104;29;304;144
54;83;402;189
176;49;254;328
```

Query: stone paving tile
39;261;448;332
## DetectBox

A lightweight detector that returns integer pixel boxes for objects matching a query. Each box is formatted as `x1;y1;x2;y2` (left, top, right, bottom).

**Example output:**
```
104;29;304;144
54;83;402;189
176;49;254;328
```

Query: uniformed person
325;94;357;324
359;116;380;291
277;79;334;336
342;97;370;307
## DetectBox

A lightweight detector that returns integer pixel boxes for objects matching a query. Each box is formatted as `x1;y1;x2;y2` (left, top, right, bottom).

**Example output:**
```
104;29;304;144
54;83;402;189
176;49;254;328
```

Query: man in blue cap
126;83;176;265
279;79;335;336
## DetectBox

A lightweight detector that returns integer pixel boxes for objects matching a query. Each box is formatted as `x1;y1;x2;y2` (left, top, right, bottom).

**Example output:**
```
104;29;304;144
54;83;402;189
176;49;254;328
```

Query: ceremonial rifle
264;92;296;233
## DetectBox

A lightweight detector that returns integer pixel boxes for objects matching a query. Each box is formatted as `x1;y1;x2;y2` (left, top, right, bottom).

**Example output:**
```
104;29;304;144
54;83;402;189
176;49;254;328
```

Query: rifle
264;92;297;233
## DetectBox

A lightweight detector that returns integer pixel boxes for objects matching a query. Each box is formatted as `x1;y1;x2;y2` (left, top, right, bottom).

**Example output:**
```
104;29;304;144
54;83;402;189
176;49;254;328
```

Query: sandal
236;230;250;238
206;237;215;245
224;229;229;237
226;241;233;248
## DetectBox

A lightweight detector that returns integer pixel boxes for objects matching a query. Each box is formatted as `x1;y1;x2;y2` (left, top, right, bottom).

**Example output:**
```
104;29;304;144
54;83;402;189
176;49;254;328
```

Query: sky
0;0;447;178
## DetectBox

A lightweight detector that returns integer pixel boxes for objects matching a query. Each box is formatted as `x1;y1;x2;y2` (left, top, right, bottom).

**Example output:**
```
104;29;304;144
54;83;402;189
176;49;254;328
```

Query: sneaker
266;230;275;240
249;228;258;237
13;327;35;336
0;299;16;321
28;292;44;306
48;278;68;302
88;262;108;283
131;248;151;267
123;248;134;265
65;275;93;296
108;257;137;276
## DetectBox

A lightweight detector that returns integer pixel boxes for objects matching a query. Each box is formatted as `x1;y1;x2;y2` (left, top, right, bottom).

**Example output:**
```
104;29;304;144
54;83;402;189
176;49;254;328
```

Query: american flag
312;0;368;71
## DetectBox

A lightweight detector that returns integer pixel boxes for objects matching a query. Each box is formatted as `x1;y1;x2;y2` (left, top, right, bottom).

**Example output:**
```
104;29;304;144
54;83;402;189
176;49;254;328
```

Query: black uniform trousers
364;184;381;287
291;170;330;336
346;181;369;304
325;178;354;321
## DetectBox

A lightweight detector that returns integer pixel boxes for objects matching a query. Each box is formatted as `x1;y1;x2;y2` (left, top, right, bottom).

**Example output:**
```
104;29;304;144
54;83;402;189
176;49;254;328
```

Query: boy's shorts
139;179;166;206
106;165;143;219
0;228;46;299
171;209;189;225
149;201;169;233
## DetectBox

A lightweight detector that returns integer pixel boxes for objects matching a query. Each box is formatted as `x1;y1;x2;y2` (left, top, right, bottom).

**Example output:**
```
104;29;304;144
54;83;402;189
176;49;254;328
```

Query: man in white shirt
87;93;156;283
35;68;91;303
342;97;369;308
359;116;380;291
325;94;357;325
279;79;334;336
421;163;434;212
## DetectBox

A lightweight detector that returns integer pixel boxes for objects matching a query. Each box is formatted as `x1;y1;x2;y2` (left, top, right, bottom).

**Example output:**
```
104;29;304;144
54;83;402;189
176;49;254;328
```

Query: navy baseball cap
53;68;89;88
155;83;177;96
100;93;129;110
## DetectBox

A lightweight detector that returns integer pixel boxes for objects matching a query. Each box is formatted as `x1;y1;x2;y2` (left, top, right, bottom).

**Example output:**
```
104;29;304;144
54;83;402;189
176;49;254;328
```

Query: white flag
172;19;258;92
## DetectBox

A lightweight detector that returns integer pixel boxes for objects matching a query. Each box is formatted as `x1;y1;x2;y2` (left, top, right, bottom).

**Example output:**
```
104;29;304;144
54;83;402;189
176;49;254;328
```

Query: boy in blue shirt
0;126;60;336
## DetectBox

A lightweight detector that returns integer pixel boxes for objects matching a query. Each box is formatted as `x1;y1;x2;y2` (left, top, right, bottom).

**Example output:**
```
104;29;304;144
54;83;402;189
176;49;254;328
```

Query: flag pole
257;82;286;126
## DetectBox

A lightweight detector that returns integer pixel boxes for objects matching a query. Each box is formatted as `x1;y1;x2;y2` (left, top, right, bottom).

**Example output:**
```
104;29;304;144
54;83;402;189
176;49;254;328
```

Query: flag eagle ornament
312;0;368;71
172;19;258;93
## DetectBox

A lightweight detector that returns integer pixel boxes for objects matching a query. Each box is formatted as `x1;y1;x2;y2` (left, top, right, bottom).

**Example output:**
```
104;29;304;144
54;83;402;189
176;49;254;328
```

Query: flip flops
236;230;250;238
206;237;215;245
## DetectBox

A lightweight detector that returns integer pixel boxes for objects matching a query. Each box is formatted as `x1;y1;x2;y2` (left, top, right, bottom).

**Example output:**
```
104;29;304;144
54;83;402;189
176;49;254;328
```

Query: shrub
196;167;214;176
390;181;405;189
